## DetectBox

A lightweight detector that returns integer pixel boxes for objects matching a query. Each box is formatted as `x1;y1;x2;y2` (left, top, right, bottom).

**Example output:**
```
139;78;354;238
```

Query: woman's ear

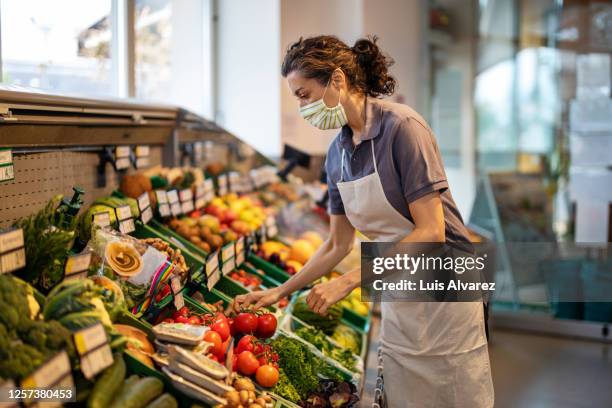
331;68;347;91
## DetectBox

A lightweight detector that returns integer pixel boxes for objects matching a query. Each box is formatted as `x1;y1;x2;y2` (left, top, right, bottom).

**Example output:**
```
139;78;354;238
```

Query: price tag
170;202;182;216
167;190;180;204
138;192;153;224
218;175;228;196
193;142;203;162
156;190;168;204
222;258;235;275
115;157;131;170
194;197;206;210
115;146;131;158
236;251;245;266
115;205;132;221
171;275;185;310
228;172;241;193
64;252;91;281
205;191;215;203
266;224;278;238
73;323;113;380
0;228;24;253
0;148;14;182
119;218;135;234
181;200;194;214
235;237;245;255
135;145;150;157
180;188;193;202
0;248;26;274
204;178;214;193
158;204;170;218
221;242;235;263
206;251;219;277
20;351;73;391
195;182;205;198
207;267;220;291
135;157;150;168
92;211;111;228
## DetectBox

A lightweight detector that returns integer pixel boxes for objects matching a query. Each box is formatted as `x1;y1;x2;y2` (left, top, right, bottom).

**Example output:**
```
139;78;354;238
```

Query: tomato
256;313;277;338
235;312;258;334
174;315;190;324
204;331;223;355
255;364;279;387
278;298;289;308
229;318;238;336
214;312;228;324
236;335;255;354
188;316;201;325
231;354;238;371
253;342;264;356
208;353;219;363
211;320;230;341
162;318;174;323
271;352;279;362
257;356;268;366
237;351;260;375
178;306;191;316
217;337;230;359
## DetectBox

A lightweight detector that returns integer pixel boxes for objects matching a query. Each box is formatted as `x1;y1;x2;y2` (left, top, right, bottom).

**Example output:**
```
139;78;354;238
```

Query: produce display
0;164;369;408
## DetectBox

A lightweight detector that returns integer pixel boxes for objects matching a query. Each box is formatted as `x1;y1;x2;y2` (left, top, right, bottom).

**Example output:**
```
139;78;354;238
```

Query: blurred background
1;1;611;406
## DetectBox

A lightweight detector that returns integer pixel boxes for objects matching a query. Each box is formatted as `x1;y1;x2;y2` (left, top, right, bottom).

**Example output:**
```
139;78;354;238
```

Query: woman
234;35;494;408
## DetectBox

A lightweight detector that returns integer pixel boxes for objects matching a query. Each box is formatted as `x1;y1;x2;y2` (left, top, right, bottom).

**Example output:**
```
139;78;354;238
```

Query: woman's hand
306;275;354;315
232;287;282;312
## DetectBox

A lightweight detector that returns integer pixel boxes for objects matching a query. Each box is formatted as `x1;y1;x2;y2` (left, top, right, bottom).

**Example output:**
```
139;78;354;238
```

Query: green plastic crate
247;254;291;283
241;262;283;288
340;306;371;332
149;219;210;262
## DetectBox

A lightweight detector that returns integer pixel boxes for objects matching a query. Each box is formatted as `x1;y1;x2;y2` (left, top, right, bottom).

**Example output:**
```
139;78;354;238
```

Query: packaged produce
167;345;229;380
153;323;209;346
162;366;228;406
167;359;234;395
105;241;144;277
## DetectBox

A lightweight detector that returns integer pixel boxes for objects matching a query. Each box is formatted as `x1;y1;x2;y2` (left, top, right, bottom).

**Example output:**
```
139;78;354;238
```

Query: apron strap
370;139;378;173
340;149;346;182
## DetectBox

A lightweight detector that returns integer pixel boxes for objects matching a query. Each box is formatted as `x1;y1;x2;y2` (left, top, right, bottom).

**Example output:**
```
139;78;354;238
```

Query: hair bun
352;36;395;97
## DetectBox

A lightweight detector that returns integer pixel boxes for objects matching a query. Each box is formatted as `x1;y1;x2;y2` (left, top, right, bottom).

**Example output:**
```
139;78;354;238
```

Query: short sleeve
392;118;448;204
325;143;345;215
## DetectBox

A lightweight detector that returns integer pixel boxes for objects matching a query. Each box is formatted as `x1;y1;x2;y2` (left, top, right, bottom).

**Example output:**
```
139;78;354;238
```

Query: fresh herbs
295;326;357;371
271;335;319;402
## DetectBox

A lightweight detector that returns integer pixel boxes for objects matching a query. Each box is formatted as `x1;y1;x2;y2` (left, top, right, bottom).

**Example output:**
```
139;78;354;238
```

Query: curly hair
281;35;396;98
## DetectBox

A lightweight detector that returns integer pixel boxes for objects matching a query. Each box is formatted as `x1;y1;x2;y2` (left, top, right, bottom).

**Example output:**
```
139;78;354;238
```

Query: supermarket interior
0;1;611;408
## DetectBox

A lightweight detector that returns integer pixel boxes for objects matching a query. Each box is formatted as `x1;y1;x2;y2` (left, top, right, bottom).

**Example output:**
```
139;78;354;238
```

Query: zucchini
114;374;140;400
58;311;105;331
109;377;164;408
44;280;90;319
145;393;178;408
293;298;342;335
87;353;126;408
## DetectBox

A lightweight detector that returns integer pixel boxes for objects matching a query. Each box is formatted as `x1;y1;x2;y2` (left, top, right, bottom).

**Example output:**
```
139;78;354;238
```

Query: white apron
336;140;494;408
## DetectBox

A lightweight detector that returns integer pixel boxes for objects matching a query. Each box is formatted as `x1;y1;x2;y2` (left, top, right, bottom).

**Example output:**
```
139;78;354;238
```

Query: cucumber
109;377;164;408
145;393;178;408
111;374;140;405
293;298;342;334
87;354;126;408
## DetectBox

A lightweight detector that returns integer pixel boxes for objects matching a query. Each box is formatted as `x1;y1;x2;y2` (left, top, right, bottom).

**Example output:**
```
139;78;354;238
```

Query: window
1;0;113;97
134;0;172;102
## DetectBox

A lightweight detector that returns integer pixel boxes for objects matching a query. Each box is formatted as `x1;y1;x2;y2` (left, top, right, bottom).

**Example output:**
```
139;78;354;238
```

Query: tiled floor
361;323;612;408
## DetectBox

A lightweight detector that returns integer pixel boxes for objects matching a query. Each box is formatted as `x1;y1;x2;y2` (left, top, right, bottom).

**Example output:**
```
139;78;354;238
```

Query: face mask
299;79;348;130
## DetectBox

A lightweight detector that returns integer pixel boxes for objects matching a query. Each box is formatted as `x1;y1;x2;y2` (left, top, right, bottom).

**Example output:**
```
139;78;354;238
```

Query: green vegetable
272;368;302;403
59;311;108;331
331;325;361;354
118;280;148;310
87;353;126;408
145;393;178;408
115;375;140;400
295;326;356;371
109;377;164;408
271;335;319;401
292;295;342;335
13;196;76;293
0;342;46;380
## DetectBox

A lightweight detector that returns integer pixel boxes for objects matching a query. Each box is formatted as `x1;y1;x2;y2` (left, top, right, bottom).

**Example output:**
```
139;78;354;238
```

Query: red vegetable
256;313;277;338
255;364;279;387
236;335;255;354
204;330;224;355
235;312;258;334
188;316;201;325
174;315;190;324
211;320;230;341
237;351;259;375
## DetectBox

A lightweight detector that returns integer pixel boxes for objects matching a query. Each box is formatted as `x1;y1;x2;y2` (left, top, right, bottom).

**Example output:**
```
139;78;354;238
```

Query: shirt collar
339;97;383;151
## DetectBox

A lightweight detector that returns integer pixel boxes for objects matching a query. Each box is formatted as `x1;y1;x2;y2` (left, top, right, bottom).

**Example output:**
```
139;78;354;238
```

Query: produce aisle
0;91;371;408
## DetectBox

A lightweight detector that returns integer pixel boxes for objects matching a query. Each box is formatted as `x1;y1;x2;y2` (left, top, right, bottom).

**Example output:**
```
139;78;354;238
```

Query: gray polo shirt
325;97;470;246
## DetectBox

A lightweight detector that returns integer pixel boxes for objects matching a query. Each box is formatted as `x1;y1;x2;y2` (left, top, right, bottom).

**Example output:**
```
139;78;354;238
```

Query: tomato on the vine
204;331;223;355
256;313;277;338
174;315;190;324
211;320;230;341
235;312;258;334
236;335;255;354
188;316;201;325
255;364;279;387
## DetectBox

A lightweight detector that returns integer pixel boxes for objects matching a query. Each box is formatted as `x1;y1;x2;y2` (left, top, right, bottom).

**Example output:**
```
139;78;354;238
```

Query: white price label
73;323;113;379
0;164;14;182
0;228;24;253
0;149;13;165
195;182;205;198
135;145;150;157
119;219;135;234
115;205;132;221
236;251;245;266
20;351;72;390
204;179;214;193
221;243;235;262
0;249;26;274
206;251;219;277
80;346;113;380
167;190;180;204
115;146;131;158
207;268;220;290
136;157;150;169
170;202;182;216
140;207;153;224
92;212;111;227
180;188;193;202
155;190;168;204
137;192;151;211
170;275;182;294
74;323;107;354
205;191;215;203
115;157;131;170
222;258;235;275
267;225;278;238
235;237;245;255
181;200;194;214
194;197;206;210
158;203;171;218
65;253;91;276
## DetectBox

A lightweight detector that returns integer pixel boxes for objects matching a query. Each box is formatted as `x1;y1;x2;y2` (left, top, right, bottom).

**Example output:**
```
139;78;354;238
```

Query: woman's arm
306;191;445;314
232;214;355;310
